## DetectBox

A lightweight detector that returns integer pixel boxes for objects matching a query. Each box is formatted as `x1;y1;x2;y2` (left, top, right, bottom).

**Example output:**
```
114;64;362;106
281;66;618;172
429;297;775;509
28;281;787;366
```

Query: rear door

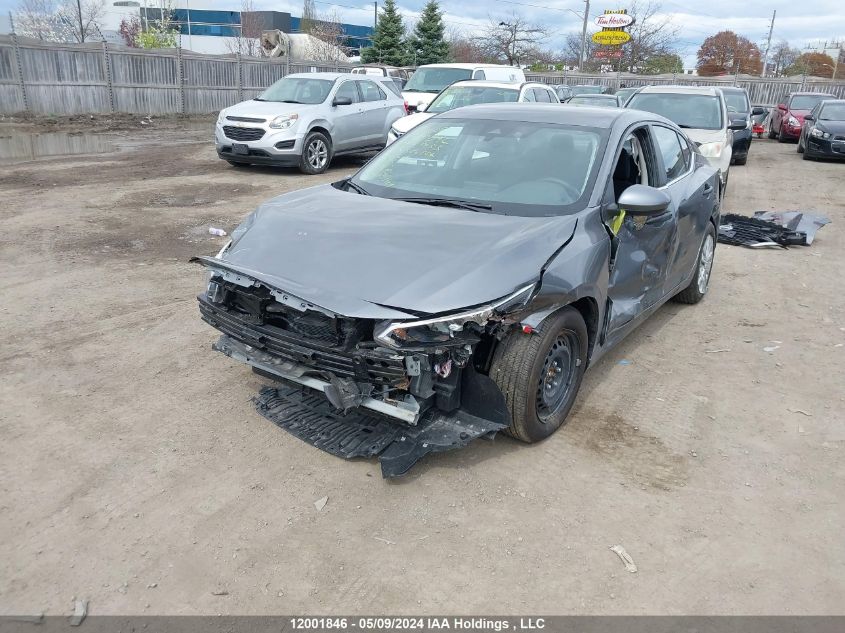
650;124;714;290
604;125;681;335
356;79;390;146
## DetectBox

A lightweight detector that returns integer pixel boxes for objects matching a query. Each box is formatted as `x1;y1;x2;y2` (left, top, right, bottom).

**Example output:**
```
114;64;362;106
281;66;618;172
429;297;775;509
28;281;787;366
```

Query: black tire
489;307;588;443
734;154;748;165
673;223;716;305
777;125;790;143
299;131;332;175
767;124;778;140
797;134;805;153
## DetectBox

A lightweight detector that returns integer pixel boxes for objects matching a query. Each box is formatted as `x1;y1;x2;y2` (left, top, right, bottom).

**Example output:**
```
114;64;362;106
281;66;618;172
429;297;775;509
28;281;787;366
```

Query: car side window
522;89;536;102
652;125;687;183
533;88;551;103
473;70;486;80
358;80;386;102
335;81;360;103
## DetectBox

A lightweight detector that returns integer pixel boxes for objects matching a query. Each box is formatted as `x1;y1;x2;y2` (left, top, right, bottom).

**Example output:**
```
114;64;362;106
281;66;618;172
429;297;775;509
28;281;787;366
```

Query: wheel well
569;297;599;364
308;125;332;146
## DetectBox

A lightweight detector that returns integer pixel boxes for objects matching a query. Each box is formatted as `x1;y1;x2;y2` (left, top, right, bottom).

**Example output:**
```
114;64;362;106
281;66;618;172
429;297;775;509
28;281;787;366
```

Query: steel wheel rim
307;139;328;169
697;233;715;295
535;332;578;423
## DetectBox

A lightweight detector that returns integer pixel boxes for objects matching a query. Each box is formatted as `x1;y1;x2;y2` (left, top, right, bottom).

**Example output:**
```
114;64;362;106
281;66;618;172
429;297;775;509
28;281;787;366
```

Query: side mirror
416;102;427;112
777;103;787;111
618;185;672;216
728;115;747;130
751;106;767;116
804;114;815;122
333;96;353;107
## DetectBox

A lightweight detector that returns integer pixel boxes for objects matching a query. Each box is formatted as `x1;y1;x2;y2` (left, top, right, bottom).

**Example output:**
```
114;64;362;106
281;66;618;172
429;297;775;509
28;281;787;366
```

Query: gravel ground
1;118;843;616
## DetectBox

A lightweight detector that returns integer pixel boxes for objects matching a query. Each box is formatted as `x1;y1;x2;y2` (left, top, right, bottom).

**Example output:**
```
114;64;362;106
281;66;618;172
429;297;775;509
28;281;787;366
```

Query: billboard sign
594;13;635;28
592;30;632;45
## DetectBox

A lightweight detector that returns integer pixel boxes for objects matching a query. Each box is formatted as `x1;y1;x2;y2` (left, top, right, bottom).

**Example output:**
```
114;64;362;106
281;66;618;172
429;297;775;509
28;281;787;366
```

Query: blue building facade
140;8;373;52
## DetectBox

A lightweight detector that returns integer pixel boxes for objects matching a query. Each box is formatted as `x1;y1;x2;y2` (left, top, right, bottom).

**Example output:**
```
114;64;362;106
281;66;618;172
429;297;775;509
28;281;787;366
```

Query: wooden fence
3;35;845;115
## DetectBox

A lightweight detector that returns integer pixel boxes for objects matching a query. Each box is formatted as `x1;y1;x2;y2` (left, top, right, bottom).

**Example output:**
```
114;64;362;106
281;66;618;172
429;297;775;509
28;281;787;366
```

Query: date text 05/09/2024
288;617;547;631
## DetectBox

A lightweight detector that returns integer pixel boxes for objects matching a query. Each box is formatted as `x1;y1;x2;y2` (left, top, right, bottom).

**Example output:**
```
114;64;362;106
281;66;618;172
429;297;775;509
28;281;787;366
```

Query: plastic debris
208;227;228;237
718;214;806;248
789;409;813;417
763;346;780;353
373;536;396;545
313;496;328;511
69;600;88;626
617;359;632;366
753;211;830;245
609;545;638;573
705;349;731;353
211;589;229;596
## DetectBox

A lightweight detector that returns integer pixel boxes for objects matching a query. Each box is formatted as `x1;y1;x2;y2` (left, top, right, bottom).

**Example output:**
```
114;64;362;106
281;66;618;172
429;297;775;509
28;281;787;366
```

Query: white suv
389;80;559;143
626;85;747;194
215;72;406;174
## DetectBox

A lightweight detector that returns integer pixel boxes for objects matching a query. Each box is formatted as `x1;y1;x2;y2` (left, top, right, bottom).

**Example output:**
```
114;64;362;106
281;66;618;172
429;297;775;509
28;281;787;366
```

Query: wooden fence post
102;41;116;113
10;31;29;113
237;52;243;101
176;45;185;114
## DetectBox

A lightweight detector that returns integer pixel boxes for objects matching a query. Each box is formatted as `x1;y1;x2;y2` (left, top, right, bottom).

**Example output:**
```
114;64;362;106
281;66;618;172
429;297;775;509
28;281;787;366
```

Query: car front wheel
797;133;805;153
299;131;332;175
490;307;588;443
673;223;716;305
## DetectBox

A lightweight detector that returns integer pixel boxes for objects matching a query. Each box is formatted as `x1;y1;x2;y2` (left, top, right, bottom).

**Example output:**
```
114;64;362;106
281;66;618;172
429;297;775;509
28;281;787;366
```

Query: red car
769;92;835;142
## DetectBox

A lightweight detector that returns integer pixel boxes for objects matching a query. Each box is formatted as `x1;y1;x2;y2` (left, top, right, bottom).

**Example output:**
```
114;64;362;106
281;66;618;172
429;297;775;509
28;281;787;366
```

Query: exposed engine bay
195;258;537;475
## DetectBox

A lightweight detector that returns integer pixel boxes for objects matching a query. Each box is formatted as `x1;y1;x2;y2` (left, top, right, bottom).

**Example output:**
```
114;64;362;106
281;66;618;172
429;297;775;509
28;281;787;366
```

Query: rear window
724;91;749;113
791;95;831;110
627;93;723;130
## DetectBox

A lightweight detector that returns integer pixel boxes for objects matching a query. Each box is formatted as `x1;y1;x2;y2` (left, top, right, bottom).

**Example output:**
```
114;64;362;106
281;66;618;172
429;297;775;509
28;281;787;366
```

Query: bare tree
619;0;679;73
770;40;800;77
226;0;264;56
303;10;349;62
301;0;316;35
475;12;549;66
561;30;600;71
14;0;106;42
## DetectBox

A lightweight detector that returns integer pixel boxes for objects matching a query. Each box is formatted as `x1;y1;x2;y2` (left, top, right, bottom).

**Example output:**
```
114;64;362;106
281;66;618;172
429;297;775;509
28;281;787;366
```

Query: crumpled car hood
213;185;577;318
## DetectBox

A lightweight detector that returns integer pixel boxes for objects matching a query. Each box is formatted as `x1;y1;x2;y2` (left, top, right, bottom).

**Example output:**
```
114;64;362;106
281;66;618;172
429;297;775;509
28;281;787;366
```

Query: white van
401;63;526;111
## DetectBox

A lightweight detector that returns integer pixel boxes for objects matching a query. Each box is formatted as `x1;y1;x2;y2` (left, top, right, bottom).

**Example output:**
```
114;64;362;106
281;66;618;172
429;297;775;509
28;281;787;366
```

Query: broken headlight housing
375;283;537;349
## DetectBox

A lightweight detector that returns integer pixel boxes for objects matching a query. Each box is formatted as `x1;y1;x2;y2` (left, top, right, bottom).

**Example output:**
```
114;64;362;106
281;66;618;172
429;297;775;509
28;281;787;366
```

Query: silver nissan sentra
215;72;406;174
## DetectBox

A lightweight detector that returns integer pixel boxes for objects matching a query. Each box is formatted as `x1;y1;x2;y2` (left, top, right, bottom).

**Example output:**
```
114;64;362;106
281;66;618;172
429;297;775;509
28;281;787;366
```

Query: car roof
571;93;617;98
449;80;523;89
285;72;348;80
720;86;748;94
438;103;646;127
820;99;845;105
416;63;520;70
637;85;722;96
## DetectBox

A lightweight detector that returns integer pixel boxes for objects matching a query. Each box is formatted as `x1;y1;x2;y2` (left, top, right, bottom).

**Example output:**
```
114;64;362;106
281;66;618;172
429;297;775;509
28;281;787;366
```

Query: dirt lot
1;117;843;616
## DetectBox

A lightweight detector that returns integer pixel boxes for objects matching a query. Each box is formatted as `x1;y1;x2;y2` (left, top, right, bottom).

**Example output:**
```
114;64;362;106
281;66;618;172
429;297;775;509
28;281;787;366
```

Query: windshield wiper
676;124;694;129
253;97;266;101
394;197;493;212
279;99;302;103
345;180;370;196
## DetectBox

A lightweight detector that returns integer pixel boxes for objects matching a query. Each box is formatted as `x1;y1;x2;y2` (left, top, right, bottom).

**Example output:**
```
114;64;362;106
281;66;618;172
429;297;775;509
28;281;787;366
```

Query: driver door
604;125;680;335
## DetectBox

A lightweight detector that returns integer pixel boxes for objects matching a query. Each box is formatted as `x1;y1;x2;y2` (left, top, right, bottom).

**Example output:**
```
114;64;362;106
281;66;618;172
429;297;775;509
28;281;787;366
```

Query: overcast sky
2;0;844;68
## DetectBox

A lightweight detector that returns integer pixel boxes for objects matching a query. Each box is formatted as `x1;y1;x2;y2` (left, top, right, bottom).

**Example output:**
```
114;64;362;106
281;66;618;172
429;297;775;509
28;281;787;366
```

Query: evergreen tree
407;0;448;65
361;0;408;65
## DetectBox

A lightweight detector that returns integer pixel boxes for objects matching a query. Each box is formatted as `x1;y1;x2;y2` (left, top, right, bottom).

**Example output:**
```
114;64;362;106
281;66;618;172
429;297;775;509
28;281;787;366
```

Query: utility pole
761;10;776;77
579;0;590;73
374;2;378;28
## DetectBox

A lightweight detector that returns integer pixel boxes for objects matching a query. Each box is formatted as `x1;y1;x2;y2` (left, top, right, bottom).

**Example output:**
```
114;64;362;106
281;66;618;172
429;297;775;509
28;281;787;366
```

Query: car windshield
427;85;519;113
258;77;333;104
404;68;473;93
819;103;845;120
615;88;636;103
627;93;723;130
351;117;606;216
724;92;749;113
568;96;617;107
791;95;829;110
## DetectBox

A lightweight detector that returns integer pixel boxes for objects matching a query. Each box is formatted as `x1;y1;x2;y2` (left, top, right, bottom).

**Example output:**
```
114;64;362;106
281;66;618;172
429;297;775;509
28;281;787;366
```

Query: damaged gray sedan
194;104;720;476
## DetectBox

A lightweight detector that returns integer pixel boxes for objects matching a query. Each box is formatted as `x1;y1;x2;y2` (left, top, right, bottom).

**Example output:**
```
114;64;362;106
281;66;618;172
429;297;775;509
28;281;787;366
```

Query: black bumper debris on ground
718;212;830;248
254;384;509;477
